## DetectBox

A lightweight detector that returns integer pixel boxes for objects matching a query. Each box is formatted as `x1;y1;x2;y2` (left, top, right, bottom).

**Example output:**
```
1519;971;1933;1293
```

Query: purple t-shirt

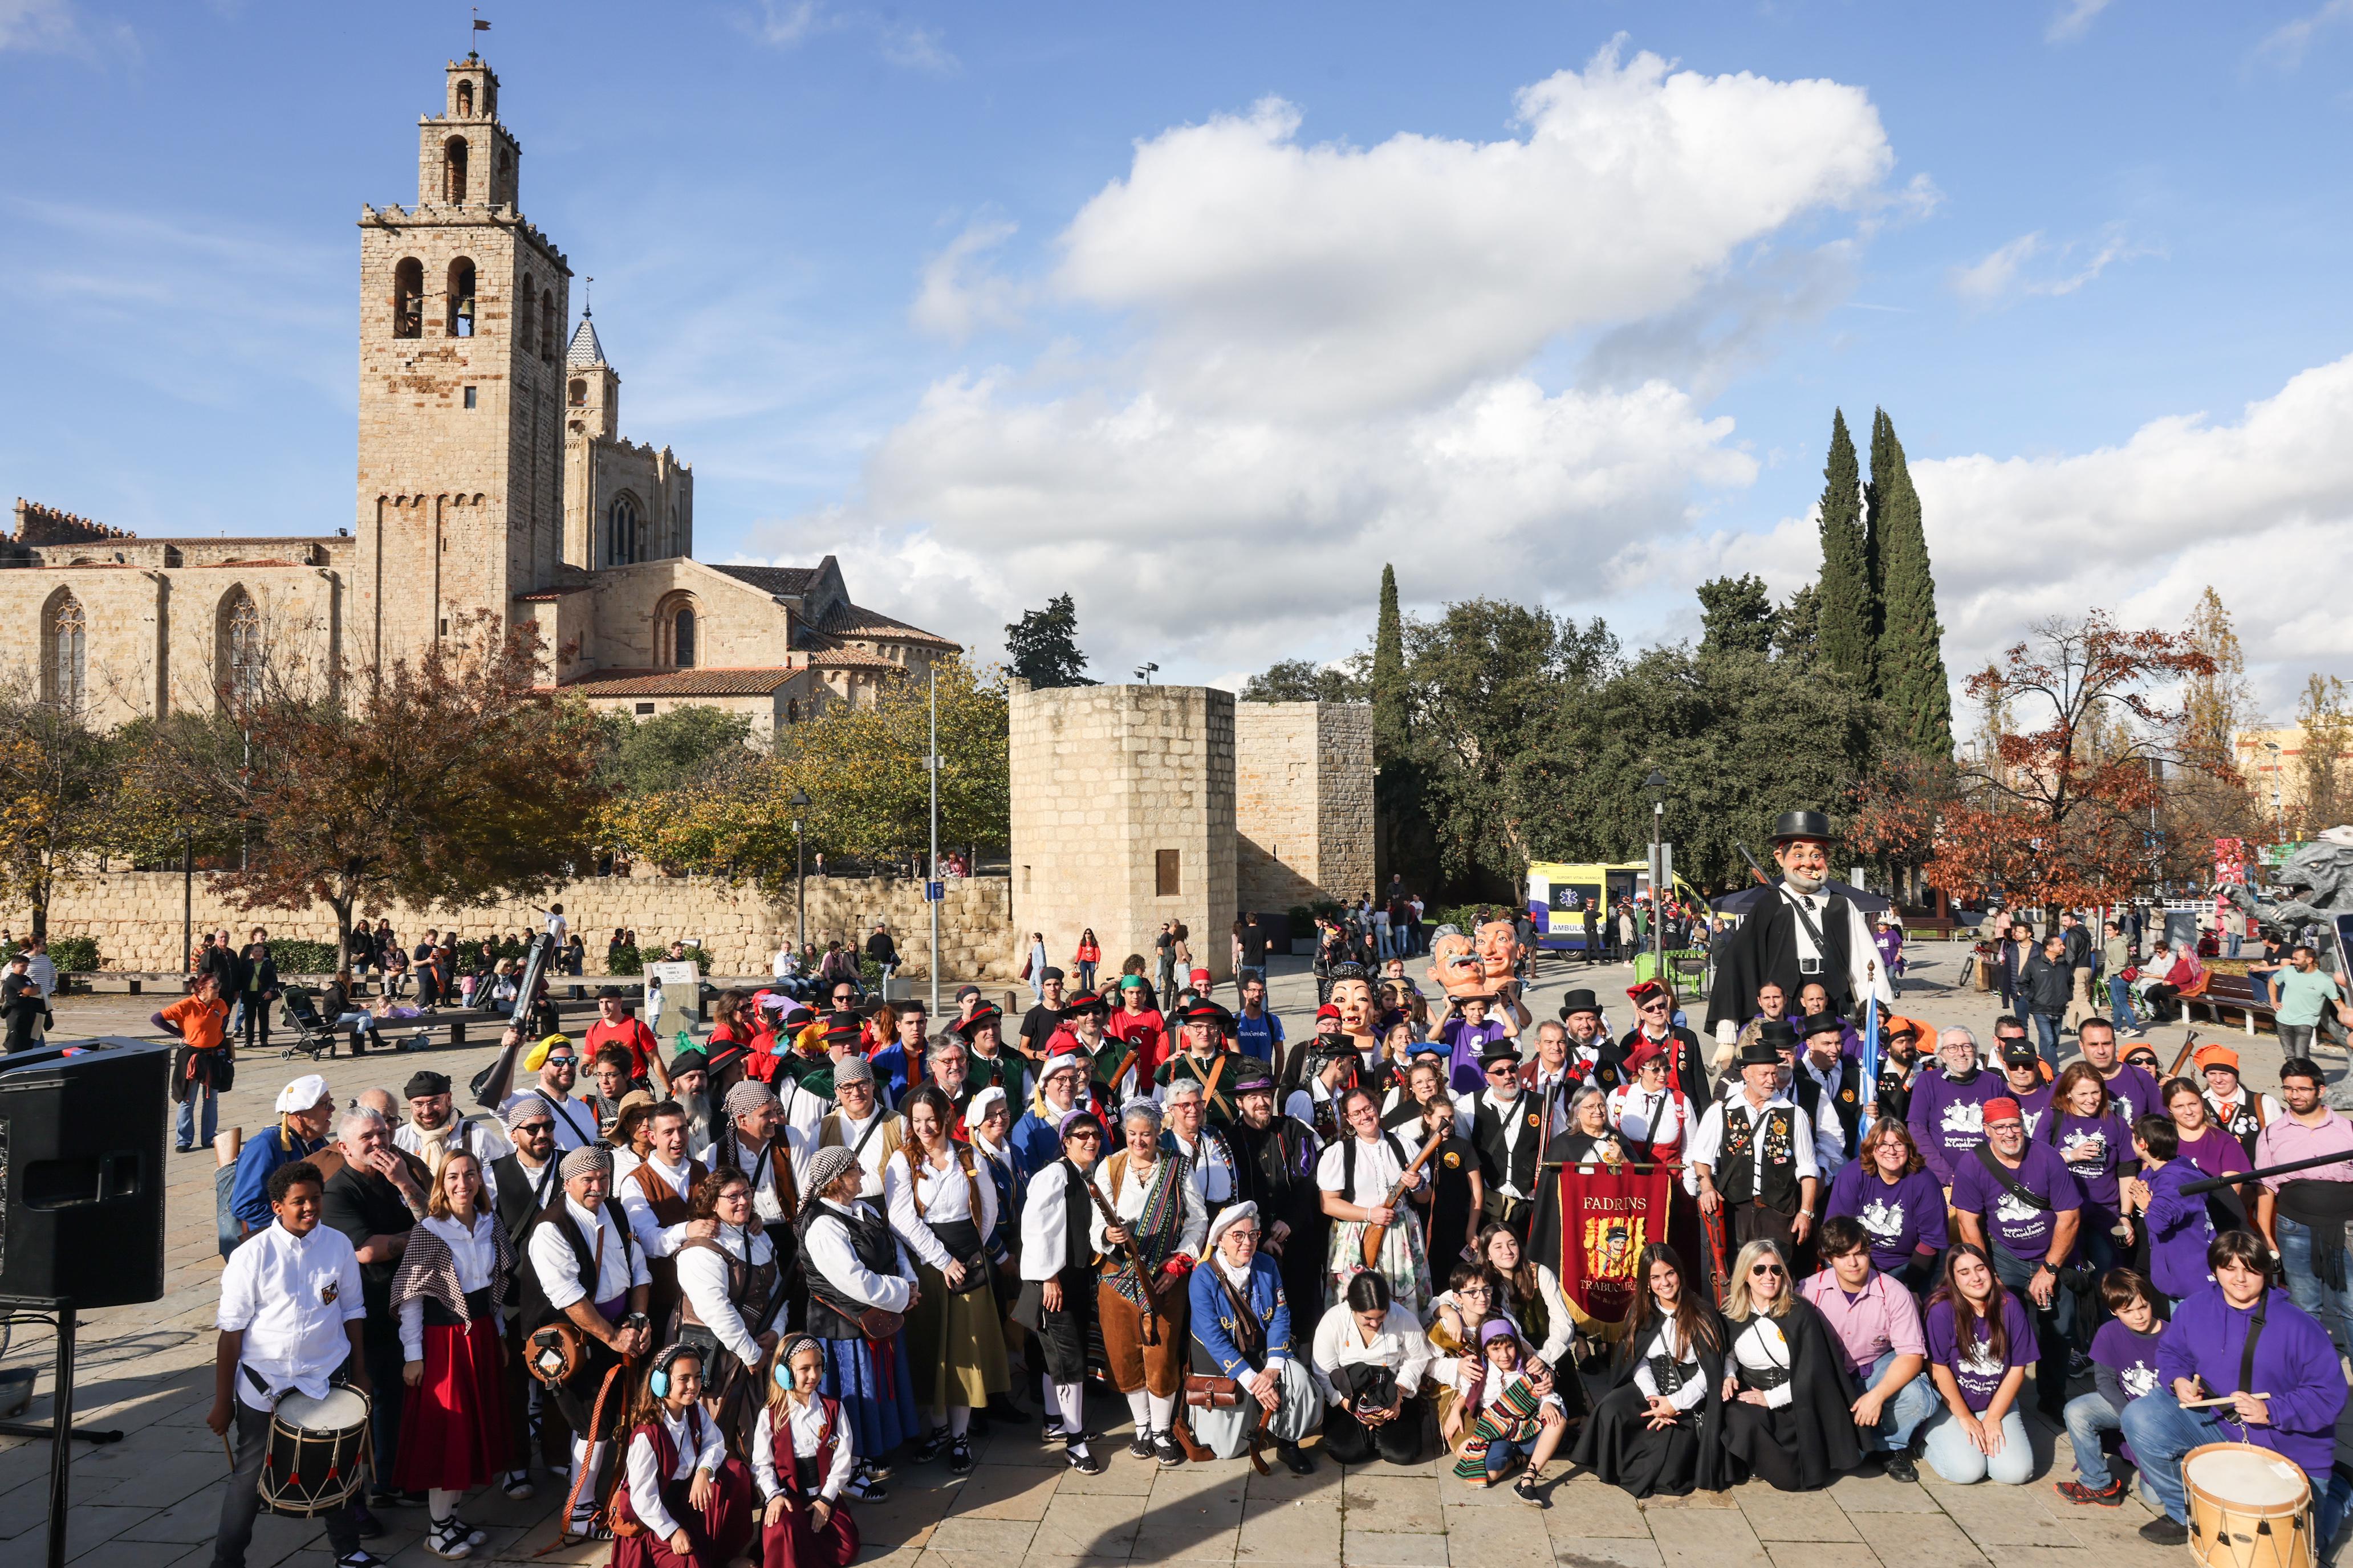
1440;1017;1511;1096
2090;1317;2164;1407
1825;1163;1949;1273
2139;1159;2218;1301
2048;1110;2133;1215
2097;1063;2163;1127
2009;1081;2056;1139
1925;1294;2037;1412
1907;1068;2002;1184
1948;1140;2082;1261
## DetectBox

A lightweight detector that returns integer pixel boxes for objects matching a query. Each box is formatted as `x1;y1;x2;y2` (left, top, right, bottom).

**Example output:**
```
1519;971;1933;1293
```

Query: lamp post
2265;741;2284;835
1644;769;1668;984
790;789;810;952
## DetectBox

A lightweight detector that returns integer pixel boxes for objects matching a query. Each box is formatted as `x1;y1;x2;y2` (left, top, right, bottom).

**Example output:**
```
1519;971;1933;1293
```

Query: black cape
1610;1025;1710;1108
1705;888;1860;1036
1718;1297;1863;1490
1568;1305;1732;1498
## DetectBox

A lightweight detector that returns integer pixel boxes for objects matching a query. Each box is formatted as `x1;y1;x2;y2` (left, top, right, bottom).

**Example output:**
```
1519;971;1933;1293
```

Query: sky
4;0;2353;718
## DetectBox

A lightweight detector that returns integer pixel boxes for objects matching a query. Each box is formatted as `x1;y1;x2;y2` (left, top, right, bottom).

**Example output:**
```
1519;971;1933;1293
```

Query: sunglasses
1749;1264;1785;1278
513;1122;554;1136
1485;1064;1517;1076
1066;1127;1102;1141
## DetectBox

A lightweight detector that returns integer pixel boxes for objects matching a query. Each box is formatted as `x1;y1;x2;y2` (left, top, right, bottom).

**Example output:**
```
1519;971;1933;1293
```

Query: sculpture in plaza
2224;826;2353;967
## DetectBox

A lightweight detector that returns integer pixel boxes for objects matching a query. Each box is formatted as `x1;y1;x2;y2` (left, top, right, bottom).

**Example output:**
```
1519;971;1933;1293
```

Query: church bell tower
352;55;570;667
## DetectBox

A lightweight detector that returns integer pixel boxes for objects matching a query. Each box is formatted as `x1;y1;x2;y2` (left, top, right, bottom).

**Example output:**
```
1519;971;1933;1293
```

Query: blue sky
5;0;2352;713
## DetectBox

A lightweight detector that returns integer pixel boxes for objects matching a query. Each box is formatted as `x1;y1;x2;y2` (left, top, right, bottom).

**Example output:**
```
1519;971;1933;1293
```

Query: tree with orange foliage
1921;613;2224;917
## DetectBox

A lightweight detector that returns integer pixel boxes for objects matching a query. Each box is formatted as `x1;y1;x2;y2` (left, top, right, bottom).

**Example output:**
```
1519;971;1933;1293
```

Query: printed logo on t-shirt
1859;1198;1905;1240
1957;1335;2004;1379
1942;1100;1985;1140
2058;1127;2108;1173
2120;1361;2159;1399
1993;1190;2042;1226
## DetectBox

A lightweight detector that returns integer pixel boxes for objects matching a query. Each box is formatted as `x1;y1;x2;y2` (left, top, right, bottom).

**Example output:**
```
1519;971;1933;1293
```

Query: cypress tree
1869;414;1954;758
1372;563;1408;769
1816;410;1876;688
1863;409;1893;689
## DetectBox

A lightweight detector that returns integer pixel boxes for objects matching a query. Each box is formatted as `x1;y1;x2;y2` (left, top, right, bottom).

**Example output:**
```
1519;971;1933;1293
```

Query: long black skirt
1570;1383;1706;1499
1721;1400;1807;1490
1320;1394;1434;1467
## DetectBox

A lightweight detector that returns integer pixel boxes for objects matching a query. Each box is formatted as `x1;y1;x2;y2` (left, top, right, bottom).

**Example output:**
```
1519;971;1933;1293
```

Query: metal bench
2185;972;2278;1037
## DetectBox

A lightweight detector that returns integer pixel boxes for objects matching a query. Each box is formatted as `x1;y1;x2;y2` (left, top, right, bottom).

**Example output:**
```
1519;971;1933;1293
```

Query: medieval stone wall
1234;700;1375;914
17;870;1019;981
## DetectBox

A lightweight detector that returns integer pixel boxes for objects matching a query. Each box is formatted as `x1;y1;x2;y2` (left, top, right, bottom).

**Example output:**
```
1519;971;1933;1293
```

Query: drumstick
220;1431;235;1468
2181;1391;2271;1409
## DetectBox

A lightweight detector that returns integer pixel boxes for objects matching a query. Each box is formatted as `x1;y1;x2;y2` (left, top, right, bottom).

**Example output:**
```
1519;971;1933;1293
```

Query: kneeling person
1188;1203;1322;1473
609;1344;754;1568
1799;1216;1934;1483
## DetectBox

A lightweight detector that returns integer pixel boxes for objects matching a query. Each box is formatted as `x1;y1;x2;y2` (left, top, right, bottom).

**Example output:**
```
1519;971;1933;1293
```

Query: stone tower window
569;378;587;406
542;294;557;363
1156;849;1181;897
447;258;476;337
393;257;424;339
607;494;641;566
45;593;86;713
787;699;799;724
444;136;469;203
456;80;474;117
519;274;535;337
222;589;263;709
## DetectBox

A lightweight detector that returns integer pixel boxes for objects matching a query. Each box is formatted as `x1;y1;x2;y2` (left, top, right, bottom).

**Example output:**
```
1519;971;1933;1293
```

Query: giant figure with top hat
1704;811;1892;1051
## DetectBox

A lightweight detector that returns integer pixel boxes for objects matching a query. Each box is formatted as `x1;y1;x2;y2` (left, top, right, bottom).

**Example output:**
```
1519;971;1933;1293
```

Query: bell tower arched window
542;294;557;363
455;80;474;117
393;257;424;339
447;258;475;337
44;592;85;713
444;136;469;203
607;494;641;566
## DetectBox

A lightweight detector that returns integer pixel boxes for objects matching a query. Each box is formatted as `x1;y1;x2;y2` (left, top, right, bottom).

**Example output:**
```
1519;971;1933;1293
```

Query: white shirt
884;1146;1001;1274
671;1222;776;1373
1477;1089;1537;1199
617;1155;700;1260
1689;1090;1821;1195
1019;1161;1091;1280
625;1406;728;1540
801;1200;915;1312
753;1398;856;1504
1091;1151;1208;1261
26;953;55;997
1316;1130;1413;1207
394;1118;514;1198
722;1133;806;1227
774;947;796;979
1780;886;1892;1015
1631;1321;1706;1410
1167;1128;1234;1207
1309;1302;1434;1403
526;1197;649;1312
219;1221;367;1411
1731;1316;1795;1408
1797;1054;1857;1175
546;911;569;943
819;1108;899;1198
396;1211;500;1359
1608;1083;1689;1152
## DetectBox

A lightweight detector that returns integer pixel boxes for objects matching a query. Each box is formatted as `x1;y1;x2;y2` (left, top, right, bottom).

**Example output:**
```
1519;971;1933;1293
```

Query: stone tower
353;54;571;667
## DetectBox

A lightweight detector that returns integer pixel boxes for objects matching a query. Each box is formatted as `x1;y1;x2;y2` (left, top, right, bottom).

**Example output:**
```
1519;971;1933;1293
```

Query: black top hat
1478;1041;1523;1066
1754;1019;1799;1052
1557;988;1602;1019
1797;1011;1845;1040
1737;1040;1783;1068
1771;809;1835;844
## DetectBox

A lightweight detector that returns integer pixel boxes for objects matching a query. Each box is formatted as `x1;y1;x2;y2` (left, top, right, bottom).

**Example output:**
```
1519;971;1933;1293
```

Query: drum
2184;1441;2315;1568
258;1387;372;1518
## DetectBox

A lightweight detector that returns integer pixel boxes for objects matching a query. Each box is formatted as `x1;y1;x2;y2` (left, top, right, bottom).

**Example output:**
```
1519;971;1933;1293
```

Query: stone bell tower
352;54;571;668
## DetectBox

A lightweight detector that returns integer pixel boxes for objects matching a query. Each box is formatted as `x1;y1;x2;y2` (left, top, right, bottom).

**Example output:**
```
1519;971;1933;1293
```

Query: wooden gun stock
1359;1129;1448;1270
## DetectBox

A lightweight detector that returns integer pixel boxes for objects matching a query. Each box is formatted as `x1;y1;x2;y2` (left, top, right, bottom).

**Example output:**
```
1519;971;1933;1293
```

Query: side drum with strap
258;1387;371;1517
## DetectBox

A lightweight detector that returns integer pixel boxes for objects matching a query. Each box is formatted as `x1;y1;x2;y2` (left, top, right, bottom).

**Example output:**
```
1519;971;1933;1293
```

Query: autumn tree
136;620;608;964
2294;674;2353;833
0;693;133;943
1924;613;2222;915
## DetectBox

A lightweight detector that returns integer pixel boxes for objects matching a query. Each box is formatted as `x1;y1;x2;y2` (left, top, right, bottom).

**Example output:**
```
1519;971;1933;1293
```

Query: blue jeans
2275;1216;2353;1361
1863;1349;1938;1453
1990;1244;2072;1419
2031;1012;2063;1069
176;1084;217;1149
2062;1392;2122;1488
2107;977;2141;1030
1484;1433;1533;1476
2122;1394;2352;1537
1920;1403;2034;1484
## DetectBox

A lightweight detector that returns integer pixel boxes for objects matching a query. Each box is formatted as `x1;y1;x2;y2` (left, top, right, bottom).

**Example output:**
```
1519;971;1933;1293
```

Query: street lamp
1644;769;1668;983
2265;742;2283;834
791;788;811;951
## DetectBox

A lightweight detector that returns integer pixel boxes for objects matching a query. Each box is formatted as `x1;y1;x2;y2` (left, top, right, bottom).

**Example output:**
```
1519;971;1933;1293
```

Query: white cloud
1952;224;2155;304
746;44;1916;677
2046;0;2115;43
879;21;957;75
2259;0;2353;66
910;217;1025;340
0;0;132;59
741;3;956;73
1913;353;2353;708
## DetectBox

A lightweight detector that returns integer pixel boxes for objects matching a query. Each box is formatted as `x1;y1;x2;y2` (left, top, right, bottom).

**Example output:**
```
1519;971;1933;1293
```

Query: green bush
271;939;340;974
607;944;643;976
1428;903;1513;935
46;935;99;974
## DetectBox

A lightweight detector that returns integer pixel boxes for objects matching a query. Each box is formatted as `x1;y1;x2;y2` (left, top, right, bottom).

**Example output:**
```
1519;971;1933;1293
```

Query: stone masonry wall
16;870;1018;981
1234;700;1374;914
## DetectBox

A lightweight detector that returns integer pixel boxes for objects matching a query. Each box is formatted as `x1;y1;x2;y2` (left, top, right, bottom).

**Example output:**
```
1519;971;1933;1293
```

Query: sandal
425;1517;473;1560
501;1469;535;1501
915;1425;950;1463
949;1436;974;1476
1515;1471;1546;1506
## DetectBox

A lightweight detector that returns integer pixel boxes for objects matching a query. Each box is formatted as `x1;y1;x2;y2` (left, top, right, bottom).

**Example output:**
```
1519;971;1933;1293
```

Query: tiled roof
808;647;899;670
709;563;820;597
566;316;607;369
819;598;959;649
564;667;802;698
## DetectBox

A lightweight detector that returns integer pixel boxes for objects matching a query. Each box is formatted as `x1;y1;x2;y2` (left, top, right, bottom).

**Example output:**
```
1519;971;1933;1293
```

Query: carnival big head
1771;809;1835;895
1327;963;1379;1046
1426;926;1485;999
1474;918;1522;989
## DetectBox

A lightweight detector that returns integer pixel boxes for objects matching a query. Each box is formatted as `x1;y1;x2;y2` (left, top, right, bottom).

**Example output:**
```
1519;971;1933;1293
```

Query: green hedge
46;935;99;974
272;939;340;974
608;944;643;976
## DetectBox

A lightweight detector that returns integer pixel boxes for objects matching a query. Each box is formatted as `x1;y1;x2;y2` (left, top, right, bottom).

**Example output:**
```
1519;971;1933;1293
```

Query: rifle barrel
2181;1147;2352;1195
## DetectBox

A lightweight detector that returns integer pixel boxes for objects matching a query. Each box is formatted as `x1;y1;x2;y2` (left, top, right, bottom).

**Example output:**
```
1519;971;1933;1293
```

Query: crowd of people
193;840;2353;1568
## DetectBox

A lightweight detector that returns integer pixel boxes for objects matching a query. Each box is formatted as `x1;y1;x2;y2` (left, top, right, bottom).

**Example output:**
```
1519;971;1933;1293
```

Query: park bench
2184;971;2277;1037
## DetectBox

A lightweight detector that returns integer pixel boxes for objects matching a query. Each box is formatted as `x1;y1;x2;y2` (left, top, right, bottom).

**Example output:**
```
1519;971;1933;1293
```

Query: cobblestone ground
0;940;2335;1566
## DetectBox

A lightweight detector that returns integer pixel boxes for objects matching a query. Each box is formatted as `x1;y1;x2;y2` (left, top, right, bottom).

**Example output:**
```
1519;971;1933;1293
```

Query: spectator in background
1236;914;1271;992
2271;945;2348;1060
867;922;899;991
2059;911;2098;1033
1234;974;1284;1069
1073;928;1101;995
2021;934;2072;1069
412;928;443;1010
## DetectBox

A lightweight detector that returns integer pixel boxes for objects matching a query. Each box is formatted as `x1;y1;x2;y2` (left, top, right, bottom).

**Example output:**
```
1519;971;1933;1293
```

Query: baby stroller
278;986;341;1060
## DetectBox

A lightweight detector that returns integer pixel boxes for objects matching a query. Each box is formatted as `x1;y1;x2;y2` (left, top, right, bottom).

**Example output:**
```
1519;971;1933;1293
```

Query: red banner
1548;1162;1675;1325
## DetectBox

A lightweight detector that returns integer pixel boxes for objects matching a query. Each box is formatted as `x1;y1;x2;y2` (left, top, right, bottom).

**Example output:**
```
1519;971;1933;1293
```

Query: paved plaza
0;938;2329;1567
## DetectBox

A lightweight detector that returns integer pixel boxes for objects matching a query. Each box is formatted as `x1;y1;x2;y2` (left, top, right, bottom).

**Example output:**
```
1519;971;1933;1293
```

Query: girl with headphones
605;1343;754;1567
753;1335;861;1568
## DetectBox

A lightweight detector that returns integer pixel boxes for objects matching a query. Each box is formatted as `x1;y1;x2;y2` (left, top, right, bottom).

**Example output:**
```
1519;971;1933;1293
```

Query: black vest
1472;1092;1545;1196
1794;1057;1864;1161
1715;1102;1801;1212
799;1200;903;1341
1053;1159;1094;1276
519;1202;637;1333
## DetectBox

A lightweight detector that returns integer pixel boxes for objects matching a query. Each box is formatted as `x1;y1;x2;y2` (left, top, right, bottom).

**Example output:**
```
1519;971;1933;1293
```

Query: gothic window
393;258;423;339
44;593;85;713
221;589;263;709
455;80;474;117
542;294;556;363
606;493;641;566
447;258;476;337
674;608;697;668
520;274;535;336
444;136;469;203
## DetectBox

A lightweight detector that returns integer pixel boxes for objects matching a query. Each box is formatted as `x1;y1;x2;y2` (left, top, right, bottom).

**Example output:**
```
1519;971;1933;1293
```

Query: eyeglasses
1225;1229;1260;1243
1458;1284;1492;1297
1639;1000;1670;1012
1065;1128;1102;1141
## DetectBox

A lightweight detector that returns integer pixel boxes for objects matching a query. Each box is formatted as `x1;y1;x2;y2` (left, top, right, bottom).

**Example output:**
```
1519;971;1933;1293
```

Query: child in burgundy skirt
608;1343;755;1567
754;1335;861;1568
391;1147;513;1559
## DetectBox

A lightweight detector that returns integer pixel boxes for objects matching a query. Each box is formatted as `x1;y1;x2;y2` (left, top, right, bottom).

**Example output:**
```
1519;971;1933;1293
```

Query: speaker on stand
0;1036;171;1568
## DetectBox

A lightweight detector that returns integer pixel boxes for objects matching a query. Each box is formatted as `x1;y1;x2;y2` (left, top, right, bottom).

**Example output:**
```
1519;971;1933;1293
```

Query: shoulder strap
1972;1141;2053;1211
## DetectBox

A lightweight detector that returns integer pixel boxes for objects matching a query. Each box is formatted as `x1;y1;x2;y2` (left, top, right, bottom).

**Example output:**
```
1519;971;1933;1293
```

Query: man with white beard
1705;811;1892;1058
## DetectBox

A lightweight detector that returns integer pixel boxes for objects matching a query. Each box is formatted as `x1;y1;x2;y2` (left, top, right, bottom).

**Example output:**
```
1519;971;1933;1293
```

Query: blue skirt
818;1334;921;1457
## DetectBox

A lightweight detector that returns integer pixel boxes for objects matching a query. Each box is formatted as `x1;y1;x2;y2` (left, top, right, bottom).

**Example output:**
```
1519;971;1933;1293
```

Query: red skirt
611;1460;755;1568
393;1313;512;1493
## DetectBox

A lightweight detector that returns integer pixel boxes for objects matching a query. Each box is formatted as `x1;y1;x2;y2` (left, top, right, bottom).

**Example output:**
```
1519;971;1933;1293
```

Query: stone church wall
18;870;1020;981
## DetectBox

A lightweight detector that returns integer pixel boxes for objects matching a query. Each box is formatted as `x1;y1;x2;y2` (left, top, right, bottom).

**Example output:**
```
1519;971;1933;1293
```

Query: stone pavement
0;936;2327;1567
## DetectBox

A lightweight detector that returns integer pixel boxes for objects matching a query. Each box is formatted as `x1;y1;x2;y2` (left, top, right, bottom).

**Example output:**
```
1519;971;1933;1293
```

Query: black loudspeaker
0;1037;170;1307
